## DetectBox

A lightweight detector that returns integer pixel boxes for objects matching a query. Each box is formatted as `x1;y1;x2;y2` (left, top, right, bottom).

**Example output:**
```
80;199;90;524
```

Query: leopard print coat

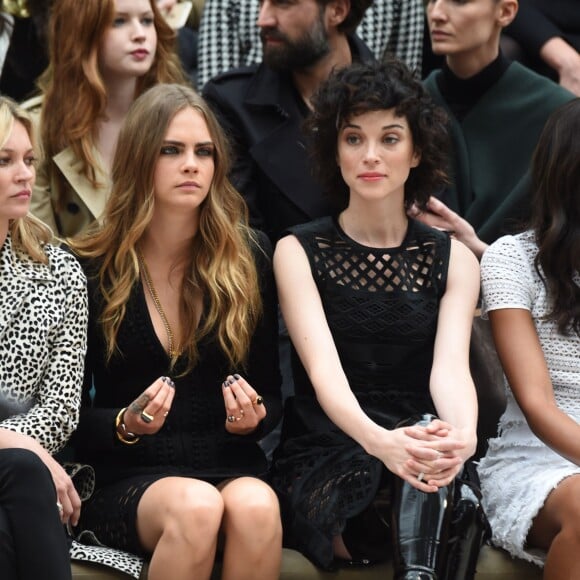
0;236;145;577
0;234;87;453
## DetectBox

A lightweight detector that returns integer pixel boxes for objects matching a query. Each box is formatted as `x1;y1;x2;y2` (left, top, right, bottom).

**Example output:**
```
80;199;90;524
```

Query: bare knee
530;475;580;551
222;478;281;538
557;495;580;545
166;483;224;541
139;479;224;550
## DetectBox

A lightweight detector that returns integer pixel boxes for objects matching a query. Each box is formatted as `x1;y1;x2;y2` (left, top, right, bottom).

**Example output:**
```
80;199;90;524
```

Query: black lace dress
271;217;451;569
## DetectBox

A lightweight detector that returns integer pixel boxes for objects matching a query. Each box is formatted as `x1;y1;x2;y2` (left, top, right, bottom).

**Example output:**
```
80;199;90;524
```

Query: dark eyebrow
162;140;215;147
343;123;406;130
114;10;154;17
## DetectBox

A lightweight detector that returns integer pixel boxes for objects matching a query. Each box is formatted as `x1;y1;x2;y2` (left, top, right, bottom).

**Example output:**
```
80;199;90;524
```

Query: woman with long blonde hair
0;96;87;580
25;0;187;238
70;83;282;580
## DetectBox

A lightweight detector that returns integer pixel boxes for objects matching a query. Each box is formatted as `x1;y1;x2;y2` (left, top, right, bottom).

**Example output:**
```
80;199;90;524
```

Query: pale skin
488;308;580;580
96;0;158;172
114;107;281;580
274;108;479;559
416;0;518;257
0;121;81;526
408;196;489;259
539;37;580;97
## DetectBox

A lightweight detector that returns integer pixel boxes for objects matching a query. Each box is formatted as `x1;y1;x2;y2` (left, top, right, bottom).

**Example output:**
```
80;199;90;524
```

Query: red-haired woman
23;0;187;238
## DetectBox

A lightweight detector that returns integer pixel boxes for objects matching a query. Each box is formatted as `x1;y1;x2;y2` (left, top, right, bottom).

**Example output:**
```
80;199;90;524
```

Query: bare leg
136;477;224;580
527;474;580;580
219;477;282;580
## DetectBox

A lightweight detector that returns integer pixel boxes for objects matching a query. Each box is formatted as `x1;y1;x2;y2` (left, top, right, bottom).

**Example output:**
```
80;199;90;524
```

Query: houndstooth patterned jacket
196;0;425;88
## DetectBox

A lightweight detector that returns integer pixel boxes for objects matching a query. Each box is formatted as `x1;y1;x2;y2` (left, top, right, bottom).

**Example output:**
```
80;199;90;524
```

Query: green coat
424;62;574;244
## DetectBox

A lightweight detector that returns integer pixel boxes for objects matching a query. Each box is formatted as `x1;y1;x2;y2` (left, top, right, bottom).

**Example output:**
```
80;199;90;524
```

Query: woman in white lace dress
477;98;580;578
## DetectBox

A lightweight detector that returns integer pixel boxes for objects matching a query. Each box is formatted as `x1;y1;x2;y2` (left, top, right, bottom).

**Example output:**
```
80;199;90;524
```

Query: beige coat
23;95;110;239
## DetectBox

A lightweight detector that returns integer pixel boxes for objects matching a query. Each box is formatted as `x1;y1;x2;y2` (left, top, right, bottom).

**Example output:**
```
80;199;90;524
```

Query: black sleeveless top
286;216;450;433
271;217;451;568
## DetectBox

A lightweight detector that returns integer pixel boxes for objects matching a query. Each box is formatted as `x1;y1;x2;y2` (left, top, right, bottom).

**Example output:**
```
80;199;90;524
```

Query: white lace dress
477;231;580;566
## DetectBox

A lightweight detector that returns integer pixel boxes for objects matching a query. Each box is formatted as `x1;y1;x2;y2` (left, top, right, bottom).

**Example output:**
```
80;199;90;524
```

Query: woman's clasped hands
376;419;471;493
403;419;475;491
222;374;266;434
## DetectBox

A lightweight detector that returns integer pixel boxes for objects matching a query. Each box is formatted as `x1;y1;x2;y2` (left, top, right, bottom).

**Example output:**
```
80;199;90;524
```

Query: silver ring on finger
227;415;236;423
56;501;63;515
417;471;425;482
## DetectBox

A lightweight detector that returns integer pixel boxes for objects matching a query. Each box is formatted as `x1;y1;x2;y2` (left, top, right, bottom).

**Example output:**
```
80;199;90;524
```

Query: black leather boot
391;414;454;580
443;464;491;580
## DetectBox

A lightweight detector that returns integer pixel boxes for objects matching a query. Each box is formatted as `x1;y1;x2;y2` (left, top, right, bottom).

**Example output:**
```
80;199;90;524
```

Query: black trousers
0;448;72;580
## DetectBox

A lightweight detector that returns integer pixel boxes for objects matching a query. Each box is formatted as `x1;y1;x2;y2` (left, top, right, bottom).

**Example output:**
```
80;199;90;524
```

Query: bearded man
203;0;374;242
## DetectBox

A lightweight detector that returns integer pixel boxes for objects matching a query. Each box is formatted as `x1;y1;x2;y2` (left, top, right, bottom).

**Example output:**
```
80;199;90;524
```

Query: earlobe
411;151;421;168
327;0;349;28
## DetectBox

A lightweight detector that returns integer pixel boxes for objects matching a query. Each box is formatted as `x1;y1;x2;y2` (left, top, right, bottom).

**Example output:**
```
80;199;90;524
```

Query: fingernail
228;378;235;385
161;376;167;383
223;381;230;388
233;373;241;380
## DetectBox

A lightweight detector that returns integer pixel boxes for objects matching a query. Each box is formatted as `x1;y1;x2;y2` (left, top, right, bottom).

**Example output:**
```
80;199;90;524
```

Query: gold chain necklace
137;251;180;358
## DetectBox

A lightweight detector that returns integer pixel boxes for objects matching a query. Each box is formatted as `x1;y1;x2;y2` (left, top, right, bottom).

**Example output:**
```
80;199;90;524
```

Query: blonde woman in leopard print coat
0;96;88;580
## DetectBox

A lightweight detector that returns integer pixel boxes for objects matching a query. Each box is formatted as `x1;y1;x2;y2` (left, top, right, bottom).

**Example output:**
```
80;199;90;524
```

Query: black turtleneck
435;52;511;122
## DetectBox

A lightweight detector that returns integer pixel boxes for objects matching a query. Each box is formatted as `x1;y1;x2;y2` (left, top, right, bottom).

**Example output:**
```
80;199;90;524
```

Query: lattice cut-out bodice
289;217;451;398
314;237;440;294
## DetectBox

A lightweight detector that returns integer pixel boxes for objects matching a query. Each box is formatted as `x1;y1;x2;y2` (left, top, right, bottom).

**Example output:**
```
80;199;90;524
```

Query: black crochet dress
271;217;451;569
73;232;282;556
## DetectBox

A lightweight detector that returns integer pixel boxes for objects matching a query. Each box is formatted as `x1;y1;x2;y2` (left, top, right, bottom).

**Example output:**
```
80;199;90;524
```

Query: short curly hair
304;59;450;211
318;0;373;35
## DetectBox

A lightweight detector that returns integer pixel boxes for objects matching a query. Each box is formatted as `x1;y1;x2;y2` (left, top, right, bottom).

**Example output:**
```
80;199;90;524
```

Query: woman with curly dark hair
478;98;580;578
271;59;485;578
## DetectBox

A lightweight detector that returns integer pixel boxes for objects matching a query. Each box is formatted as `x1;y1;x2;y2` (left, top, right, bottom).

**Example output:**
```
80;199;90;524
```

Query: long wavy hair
38;0;187;211
72;84;262;370
0;97;52;263
531;98;580;336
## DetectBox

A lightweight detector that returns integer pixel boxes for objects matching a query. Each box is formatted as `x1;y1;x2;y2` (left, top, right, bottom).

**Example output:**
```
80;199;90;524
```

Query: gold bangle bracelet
115;407;140;445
